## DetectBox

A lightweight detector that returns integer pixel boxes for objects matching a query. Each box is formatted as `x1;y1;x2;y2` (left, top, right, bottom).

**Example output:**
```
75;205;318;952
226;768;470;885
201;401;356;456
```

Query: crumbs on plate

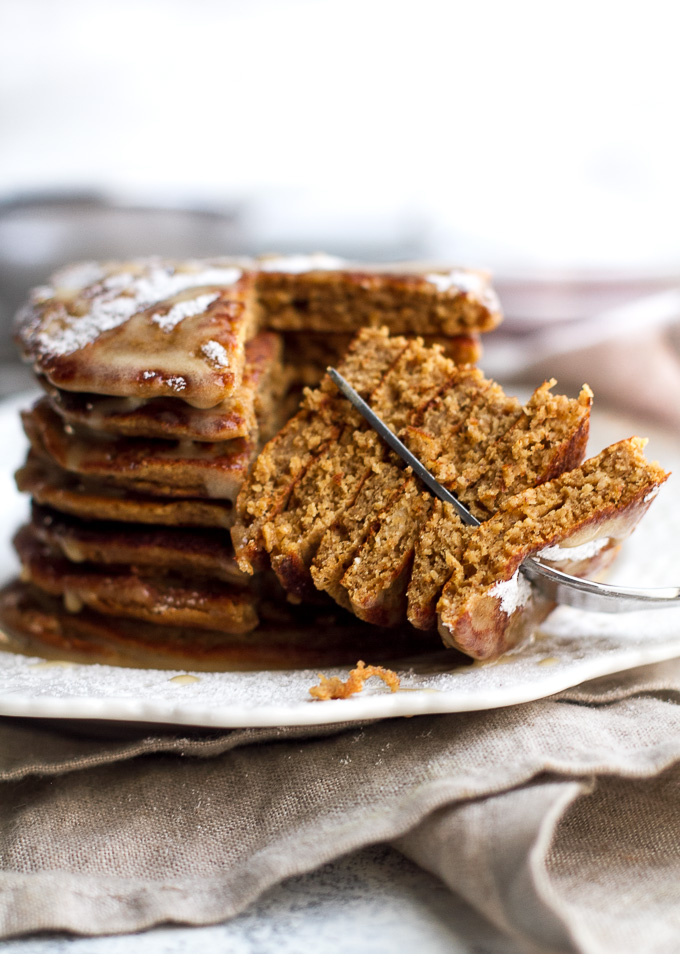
309;660;400;700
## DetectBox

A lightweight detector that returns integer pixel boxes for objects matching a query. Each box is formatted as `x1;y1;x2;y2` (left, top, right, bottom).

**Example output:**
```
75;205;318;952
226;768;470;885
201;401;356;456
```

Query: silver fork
328;368;680;614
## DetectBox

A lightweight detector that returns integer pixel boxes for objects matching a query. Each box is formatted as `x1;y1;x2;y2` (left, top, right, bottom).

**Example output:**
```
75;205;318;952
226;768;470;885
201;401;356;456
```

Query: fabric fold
1;659;680;950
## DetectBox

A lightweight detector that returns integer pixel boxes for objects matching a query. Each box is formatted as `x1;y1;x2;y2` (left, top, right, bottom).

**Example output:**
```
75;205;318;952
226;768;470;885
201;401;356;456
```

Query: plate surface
1;393;680;728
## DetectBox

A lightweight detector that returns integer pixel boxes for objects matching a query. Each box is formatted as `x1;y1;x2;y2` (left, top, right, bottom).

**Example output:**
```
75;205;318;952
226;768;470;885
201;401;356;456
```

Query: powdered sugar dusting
39;294;139;356
30;285;54;304
32;263;242;357
259;253;345;274
152;293;220;333
538;537;609;563
130;266;241;305
52;261;105;291
488;571;533;615
201;340;230;368
426;270;484;294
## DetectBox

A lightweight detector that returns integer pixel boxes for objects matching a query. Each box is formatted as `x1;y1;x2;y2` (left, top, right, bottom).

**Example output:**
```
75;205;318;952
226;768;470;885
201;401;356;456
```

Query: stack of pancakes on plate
2;255;503;669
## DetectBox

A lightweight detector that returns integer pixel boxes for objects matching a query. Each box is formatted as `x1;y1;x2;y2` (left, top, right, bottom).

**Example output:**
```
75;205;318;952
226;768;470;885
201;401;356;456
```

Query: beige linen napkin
2;660;680;953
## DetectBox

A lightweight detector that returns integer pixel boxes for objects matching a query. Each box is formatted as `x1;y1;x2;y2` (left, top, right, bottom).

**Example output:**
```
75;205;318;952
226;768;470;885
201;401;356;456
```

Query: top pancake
15;255;501;406
255;254;502;335
15;258;258;409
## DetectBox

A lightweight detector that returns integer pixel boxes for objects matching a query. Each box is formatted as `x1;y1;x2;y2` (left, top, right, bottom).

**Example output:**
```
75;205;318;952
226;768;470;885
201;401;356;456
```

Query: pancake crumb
309;659;400;700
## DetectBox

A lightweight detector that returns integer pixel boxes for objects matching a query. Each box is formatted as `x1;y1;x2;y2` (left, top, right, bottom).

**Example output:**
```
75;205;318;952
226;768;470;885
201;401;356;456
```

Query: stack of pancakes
2;255;503;669
11;260;281;667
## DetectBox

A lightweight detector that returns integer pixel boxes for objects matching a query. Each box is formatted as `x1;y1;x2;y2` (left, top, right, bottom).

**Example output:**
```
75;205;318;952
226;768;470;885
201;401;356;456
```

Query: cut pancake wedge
437;438;669;660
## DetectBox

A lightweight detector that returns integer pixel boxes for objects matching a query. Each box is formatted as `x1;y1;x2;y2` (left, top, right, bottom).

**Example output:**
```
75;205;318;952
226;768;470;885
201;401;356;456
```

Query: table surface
1;844;526;954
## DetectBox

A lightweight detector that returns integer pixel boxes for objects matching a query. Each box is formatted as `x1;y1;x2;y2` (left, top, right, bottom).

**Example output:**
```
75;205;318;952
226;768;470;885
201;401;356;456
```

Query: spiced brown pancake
15;259;258;408
242;331;592;624
255;256;502;335
40;332;285;443
30;504;246;585
436;438;669;660
16;455;235;528
231;327;414;574
0;581;445;672
22;399;255;500
282;331;482;387
15;526;258;634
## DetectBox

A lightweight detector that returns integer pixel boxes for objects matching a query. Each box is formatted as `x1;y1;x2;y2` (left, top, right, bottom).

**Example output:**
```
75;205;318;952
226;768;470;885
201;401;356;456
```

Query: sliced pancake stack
234;328;668;661
2;255;504;668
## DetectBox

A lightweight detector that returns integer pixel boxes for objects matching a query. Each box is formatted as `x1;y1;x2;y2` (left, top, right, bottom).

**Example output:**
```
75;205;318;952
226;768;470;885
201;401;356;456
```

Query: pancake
16;455;235;528
0;581;446;672
15;526;258;634
436;438;669;660
30;504;246;585
15;259;258;408
255;255;502;335
262;334;460;598
240;329;599;639
22;399;256;500
282;331;482;386
39;332;285;443
232;327;412;574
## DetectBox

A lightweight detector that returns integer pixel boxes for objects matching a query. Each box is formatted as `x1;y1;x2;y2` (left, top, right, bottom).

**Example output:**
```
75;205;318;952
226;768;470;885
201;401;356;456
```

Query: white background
2;0;680;270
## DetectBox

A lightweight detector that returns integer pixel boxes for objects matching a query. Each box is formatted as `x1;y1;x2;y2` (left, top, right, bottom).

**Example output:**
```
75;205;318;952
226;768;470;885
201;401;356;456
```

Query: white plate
1;393;680;728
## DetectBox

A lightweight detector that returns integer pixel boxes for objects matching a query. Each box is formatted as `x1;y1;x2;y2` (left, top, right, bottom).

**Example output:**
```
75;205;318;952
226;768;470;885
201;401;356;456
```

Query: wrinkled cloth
2;660;680;953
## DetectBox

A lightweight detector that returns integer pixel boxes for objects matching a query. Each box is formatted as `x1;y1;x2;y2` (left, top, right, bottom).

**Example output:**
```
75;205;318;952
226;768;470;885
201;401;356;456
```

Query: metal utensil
328;367;680;614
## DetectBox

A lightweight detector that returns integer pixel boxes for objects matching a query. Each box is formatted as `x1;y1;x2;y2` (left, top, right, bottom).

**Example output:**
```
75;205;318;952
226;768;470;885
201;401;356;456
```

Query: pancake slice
16;259;258;408
408;381;592;629
310;462;408;606
259;335;459;597
406;382;593;631
15;526;258;634
467;380;593;513
40;332;285;442
406;500;469;631
263;429;384;599
16;455;235;528
30;504;246;585
22;399;256;500
402;371;522;501
339;480;431;627
231;327;410;574
256;259;502;335
437;438;669;660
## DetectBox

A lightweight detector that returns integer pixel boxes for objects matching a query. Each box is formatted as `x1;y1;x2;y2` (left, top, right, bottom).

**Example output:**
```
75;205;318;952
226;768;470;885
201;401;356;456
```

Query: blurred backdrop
2;0;680;420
